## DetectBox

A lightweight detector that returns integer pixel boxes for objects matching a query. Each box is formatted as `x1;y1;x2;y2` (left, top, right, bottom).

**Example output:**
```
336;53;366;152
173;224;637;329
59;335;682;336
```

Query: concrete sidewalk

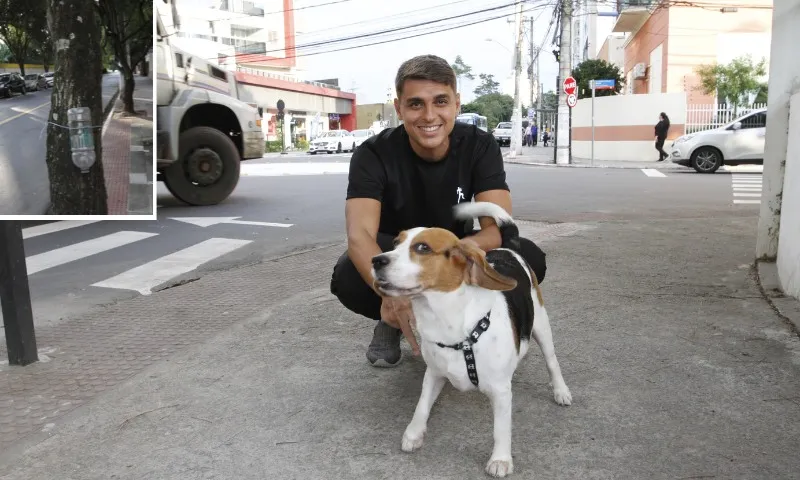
1;217;800;478
102;74;154;216
504;146;689;170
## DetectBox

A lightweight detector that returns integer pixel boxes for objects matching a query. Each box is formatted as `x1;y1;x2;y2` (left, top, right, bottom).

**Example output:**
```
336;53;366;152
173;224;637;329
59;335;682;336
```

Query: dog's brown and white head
371;227;517;297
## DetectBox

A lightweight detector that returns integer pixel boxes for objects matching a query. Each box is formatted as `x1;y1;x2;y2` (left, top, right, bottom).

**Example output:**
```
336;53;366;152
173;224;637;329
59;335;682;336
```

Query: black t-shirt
346;122;509;238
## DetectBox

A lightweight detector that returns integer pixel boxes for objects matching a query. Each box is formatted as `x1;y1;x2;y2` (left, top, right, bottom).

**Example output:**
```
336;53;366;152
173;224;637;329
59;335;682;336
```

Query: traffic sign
563;76;577;96
567;93;577;108
592;79;616;90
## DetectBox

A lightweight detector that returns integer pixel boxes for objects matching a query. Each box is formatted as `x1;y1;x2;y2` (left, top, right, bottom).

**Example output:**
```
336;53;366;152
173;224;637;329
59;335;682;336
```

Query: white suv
670;108;767;173
308;130;356;154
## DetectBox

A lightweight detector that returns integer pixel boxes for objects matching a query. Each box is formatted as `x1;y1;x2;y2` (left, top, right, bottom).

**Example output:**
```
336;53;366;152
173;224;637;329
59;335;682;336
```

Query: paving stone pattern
0;244;343;450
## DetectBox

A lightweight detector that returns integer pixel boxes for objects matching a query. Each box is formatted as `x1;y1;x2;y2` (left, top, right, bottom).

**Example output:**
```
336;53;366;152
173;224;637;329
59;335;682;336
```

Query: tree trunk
45;0;107;214
16;61;24;76
122;66;135;114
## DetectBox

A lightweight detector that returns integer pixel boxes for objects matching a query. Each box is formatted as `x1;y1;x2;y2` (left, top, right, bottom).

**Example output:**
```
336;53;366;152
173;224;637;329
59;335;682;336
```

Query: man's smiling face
394;79;460;161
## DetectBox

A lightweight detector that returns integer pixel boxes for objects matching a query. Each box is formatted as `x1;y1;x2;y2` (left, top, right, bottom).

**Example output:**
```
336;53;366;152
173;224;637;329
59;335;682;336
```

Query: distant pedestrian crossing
731;173;762;205
21;221;256;296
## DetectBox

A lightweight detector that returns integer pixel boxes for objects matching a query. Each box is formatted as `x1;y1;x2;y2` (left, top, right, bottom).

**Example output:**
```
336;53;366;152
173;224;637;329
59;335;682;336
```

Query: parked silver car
670;107;767;173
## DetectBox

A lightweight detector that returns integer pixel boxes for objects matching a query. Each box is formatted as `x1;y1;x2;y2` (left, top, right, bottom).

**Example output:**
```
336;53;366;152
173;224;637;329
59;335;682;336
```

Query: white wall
756;0;800;271
777;93;800;298
572;92;686;127
571;92;686;161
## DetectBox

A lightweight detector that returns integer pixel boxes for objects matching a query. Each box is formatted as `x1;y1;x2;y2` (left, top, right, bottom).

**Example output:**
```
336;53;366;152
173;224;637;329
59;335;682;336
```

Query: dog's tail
453;201;521;250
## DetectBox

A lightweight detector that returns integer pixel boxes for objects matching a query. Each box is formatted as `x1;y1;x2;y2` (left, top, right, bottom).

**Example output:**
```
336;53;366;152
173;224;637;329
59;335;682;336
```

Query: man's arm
465;133;513;252
345;198;383;292
463;189;513;252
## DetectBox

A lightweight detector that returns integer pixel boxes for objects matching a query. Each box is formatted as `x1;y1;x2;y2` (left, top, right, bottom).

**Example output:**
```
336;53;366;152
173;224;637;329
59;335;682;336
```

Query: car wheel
21;85;26;95
690;147;723;173
336;142;342;153
351;142;356;152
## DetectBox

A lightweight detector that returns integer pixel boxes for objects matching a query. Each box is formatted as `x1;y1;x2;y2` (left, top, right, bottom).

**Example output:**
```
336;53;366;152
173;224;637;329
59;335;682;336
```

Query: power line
242;0;530;58
296;0;482;40
237;1;552;64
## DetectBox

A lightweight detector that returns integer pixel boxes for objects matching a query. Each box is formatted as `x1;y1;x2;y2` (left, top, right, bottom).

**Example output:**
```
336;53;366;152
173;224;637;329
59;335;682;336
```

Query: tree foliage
473;73;500;97
96;0;152;114
695;55;768;113
0;0;47;75
461;93;514;129
570;58;624;99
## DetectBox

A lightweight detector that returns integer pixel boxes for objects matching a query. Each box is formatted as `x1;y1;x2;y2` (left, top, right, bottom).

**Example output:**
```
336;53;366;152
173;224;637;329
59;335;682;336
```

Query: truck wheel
163;126;241;206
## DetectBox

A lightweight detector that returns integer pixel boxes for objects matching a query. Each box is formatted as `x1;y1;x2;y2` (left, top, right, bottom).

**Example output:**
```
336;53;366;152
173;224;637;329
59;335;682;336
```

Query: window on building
175;53;184;68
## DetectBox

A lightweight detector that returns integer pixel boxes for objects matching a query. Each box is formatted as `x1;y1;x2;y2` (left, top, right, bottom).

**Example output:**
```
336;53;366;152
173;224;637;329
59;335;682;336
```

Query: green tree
473;73;500;97
46;0;107;214
451;55;474;100
571;58;624;99
96;0;152;114
541;91;558;110
461;93;514;129
0;0;47;76
696;55;767;114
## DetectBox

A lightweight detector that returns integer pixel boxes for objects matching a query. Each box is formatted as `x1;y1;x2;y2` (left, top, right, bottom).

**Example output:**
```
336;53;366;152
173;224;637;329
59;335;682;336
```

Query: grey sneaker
366;321;402;367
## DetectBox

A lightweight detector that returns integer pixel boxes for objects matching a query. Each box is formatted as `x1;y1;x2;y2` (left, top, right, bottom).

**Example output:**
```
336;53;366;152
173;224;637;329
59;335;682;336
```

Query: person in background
532;123;538;146
542;128;550;147
524;123;532;146
654;112;671;162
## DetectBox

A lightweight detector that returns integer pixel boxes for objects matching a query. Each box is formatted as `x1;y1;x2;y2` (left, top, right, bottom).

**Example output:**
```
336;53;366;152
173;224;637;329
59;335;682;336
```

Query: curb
102;84;120;123
755;260;800;335
502;156;681;171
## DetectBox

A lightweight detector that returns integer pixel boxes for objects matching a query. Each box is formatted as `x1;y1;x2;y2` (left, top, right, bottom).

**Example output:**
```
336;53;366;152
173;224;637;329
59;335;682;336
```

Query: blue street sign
593;79;616;90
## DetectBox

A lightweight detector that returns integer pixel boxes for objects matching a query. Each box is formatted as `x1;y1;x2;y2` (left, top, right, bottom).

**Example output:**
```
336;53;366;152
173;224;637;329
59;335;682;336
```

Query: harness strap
435;313;491;386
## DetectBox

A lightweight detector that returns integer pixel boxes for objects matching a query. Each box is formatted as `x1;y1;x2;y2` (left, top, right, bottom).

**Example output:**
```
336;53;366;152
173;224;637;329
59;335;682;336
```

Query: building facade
606;0;772;102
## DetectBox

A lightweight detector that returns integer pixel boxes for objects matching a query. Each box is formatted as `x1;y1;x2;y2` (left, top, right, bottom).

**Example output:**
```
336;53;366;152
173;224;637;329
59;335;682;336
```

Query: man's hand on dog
380;296;420;356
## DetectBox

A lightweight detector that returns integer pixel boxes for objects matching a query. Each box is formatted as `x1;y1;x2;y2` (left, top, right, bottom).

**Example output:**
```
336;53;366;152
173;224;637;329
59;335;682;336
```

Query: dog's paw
401;428;424;453
485;458;513;477
552;384;572;406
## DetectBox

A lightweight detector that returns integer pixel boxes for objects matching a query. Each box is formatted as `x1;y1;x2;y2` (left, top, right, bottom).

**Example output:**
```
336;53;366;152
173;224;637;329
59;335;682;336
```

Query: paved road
0;74;119;215
1;158;762;339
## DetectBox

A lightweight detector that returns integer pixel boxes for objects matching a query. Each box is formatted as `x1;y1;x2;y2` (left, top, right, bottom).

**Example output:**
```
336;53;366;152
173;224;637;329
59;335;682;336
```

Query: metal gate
536;109;557;136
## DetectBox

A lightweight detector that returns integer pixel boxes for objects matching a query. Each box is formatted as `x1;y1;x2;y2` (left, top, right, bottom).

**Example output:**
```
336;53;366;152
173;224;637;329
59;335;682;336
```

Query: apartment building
604;0;772;102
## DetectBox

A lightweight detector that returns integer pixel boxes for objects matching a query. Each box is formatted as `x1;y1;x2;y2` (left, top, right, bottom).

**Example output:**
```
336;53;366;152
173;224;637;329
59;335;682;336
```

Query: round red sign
563;76;577;96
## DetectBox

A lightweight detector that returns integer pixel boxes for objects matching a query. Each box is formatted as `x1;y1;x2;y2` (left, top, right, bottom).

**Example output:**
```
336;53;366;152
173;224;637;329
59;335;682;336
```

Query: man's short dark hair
395;54;457;98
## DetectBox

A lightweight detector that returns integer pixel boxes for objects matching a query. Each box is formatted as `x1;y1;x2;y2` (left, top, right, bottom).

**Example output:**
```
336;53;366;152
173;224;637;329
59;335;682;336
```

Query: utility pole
509;1;525;157
529;16;535;113
556;0;573;165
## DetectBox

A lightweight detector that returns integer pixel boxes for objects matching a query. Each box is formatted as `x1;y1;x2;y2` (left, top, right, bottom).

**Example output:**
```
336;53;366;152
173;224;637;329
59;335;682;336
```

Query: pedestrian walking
655;112;671;162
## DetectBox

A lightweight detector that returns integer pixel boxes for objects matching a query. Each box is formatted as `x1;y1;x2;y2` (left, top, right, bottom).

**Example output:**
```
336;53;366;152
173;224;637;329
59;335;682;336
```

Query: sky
289;0;562;105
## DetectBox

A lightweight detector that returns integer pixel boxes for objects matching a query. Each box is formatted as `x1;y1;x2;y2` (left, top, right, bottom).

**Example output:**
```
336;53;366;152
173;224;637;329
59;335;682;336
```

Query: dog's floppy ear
451;241;517;291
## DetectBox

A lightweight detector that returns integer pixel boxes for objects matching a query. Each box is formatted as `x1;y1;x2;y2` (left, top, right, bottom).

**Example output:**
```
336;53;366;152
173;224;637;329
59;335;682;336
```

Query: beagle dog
371;201;572;478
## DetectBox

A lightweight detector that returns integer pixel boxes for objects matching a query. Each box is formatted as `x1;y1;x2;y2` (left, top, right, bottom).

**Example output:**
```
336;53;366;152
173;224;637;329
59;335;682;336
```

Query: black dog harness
435;313;491;386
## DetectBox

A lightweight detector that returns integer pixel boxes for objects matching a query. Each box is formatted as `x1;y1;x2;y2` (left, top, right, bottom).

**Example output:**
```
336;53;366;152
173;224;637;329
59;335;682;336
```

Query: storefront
234;70;356;149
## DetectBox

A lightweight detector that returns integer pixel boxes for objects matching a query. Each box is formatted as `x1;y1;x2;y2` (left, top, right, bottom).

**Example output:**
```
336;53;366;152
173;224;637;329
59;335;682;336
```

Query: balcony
612;0;657;33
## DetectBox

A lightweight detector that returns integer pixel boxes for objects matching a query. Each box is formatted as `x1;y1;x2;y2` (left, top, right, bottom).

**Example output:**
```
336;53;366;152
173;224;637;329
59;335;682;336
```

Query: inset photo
0;0;153;218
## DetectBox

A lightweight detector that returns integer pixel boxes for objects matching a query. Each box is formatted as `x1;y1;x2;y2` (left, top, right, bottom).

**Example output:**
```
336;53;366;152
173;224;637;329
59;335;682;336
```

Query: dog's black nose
372;255;390;271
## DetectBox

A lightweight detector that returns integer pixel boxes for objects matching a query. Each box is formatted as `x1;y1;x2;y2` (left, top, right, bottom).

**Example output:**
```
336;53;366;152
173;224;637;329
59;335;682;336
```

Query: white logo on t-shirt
456;187;465;204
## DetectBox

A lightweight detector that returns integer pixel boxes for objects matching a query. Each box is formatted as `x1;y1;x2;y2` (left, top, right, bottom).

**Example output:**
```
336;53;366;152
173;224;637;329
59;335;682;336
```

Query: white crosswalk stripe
731;173;762;205
26;231;158;275
21;222;255;295
91;238;252;295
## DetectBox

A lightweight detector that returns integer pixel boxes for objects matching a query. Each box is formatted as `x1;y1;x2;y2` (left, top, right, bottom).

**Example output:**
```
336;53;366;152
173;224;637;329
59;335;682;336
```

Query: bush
265;140;283;152
296;138;309;151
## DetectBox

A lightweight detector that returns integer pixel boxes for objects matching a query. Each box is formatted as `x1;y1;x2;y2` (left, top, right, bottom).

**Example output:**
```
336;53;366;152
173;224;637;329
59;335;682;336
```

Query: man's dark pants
330;232;547;321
